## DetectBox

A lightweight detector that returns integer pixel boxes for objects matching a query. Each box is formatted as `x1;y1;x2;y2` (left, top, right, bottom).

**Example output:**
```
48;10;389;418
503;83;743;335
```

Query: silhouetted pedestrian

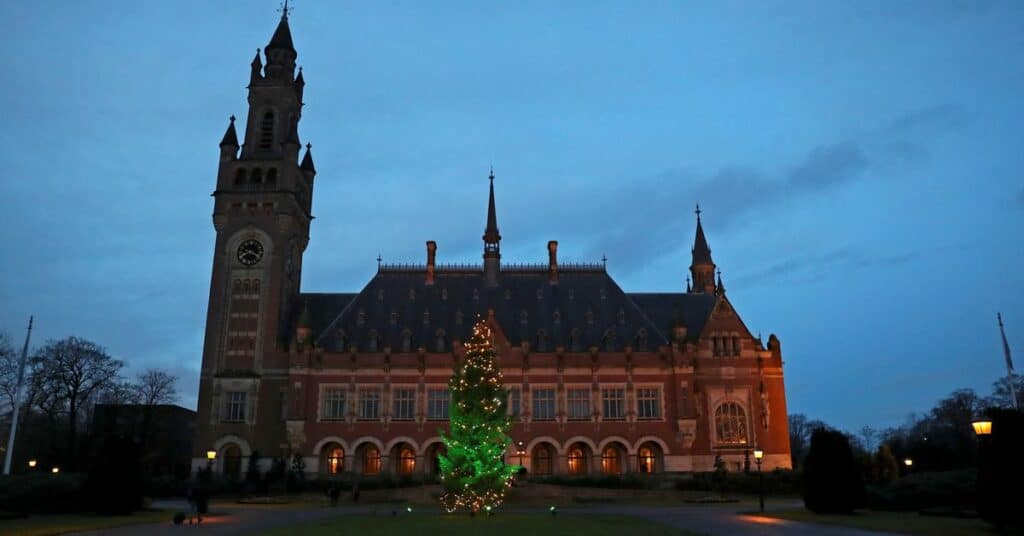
328;483;340;506
352;478;361;504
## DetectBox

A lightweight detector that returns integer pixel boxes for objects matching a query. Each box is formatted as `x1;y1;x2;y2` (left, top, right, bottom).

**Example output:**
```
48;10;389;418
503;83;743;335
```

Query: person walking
352;478;360;504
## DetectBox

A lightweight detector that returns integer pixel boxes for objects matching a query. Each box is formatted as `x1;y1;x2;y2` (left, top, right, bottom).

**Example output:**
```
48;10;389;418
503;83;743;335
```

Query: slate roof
266;15;296;54
692;217;713;265
306;266;719;353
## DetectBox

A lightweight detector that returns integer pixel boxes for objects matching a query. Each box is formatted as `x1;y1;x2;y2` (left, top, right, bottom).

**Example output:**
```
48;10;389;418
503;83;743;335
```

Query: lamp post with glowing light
903;458;913;470
27;459;37;470
206;449;217;473
753;448;764;513
516;442;525;467
51;467;59;474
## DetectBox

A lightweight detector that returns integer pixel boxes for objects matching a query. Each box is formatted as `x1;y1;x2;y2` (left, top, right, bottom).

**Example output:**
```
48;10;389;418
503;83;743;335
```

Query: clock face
237;239;264;266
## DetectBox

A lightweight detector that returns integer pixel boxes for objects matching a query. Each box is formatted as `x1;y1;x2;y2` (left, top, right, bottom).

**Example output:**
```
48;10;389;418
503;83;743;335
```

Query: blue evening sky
1;1;1022;431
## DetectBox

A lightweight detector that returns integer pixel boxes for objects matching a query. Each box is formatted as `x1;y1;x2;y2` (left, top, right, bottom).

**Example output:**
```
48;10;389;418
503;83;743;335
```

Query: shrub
866;469;974;511
0;473;88;514
86;436;145;514
977;408;1024;529
803;428;865;514
674;469;802;495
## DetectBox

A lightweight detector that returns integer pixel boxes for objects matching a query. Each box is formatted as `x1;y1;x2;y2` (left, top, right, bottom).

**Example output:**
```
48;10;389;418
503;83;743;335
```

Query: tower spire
483;168;501;286
264;3;297;80
689;203;717;293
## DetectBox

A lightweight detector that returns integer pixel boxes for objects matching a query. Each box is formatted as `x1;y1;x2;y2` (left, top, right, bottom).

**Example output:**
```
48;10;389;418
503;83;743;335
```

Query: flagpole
998;313;1018;410
3;316;33;475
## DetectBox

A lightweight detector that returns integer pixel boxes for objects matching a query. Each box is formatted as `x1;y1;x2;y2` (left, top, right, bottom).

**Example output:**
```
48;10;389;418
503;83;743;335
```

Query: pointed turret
250;49;263;85
483;168;501;286
689;204;717;294
300;143;316;176
219;115;239;161
295;67;305;101
716;270;726;296
264;4;297;80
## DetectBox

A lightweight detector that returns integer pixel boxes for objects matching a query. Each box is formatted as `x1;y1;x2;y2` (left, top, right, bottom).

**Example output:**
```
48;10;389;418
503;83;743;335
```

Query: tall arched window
570;329;582;352
362;445;381;475
603;329;616;352
567;447;586;475
536;330;548;352
327;447;344;474
638;446;655;473
435;329;446;353
715;402;749;445
601;446;622;475
398;447;416;475
367;330;379;353
258;111;275;150
533;445;553;475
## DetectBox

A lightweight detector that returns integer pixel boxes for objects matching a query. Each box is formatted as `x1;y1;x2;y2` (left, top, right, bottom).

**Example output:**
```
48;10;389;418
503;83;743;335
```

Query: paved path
76;500;895;535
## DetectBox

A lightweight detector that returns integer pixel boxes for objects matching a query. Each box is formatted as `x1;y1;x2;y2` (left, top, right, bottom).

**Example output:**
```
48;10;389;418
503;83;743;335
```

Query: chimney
548;240;558;284
425;241;437;286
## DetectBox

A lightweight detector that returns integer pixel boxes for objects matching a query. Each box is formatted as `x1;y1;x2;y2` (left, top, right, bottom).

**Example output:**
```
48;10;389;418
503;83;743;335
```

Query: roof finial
278;0;291;19
229;115;235;123
489;165;495;181
602;254;608;268
377;254;382;269
695;203;702;221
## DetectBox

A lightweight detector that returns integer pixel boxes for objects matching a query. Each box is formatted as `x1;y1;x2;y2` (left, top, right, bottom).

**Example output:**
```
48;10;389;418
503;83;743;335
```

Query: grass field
0;510;170;536
260;512;696;535
762;507;990;536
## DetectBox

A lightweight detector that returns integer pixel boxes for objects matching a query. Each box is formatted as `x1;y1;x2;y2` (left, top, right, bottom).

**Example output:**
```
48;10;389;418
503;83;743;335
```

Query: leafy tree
439;318;517;513
32;337;123;470
803;428;865;514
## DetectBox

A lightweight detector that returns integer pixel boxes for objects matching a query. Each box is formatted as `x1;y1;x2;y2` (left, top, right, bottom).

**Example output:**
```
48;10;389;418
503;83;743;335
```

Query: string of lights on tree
438;317;518;513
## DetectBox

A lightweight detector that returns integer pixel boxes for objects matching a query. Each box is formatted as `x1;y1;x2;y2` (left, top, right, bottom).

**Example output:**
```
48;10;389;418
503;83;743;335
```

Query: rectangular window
224;391;246;422
392;388;415;420
427;389;450;420
280;391;288;422
567;388;591;420
358;389;380;421
508;387;521;418
321;388;346;421
602;388;625;420
637;387;661;419
532;388;556;421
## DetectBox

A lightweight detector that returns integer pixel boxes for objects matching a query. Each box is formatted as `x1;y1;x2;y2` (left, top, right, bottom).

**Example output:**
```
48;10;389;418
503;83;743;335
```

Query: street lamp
27;459;37;469
971;419;992;437
753;448;764;513
516;441;525;467
903;458;913;468
51;467;59;474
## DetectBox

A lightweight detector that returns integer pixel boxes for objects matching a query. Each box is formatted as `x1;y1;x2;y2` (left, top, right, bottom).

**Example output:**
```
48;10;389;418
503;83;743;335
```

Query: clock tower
193;9;317;466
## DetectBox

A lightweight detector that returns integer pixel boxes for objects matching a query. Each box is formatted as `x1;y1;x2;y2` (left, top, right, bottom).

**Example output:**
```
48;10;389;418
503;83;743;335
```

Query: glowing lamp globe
753;449;764;460
51;467;60;474
971;420;993;436
28;459;37;468
903;458;913;467
207;450;217;460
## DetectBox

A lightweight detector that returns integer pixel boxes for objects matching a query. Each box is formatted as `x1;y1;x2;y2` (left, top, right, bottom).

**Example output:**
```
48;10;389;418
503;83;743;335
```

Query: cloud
787;142;868;193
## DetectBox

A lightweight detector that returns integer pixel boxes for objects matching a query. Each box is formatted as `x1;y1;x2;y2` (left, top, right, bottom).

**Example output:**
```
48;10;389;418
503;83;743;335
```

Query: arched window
533;444;553;475
398;447;416;475
266;168;278;185
638;446;656;474
234;169;247;185
715;402;749;445
327;447;344;474
258;111;274;150
362;445;381;475
601;446;622;475
567;447;586;475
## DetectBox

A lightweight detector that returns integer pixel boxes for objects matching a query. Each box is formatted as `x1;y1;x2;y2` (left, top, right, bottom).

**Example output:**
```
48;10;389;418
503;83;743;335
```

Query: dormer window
603;329;615;352
570;329;582;352
423;310;430;325
400;329;412;353
504;289;512;300
520;310;528;326
258;111;274;150
335;330;347;352
435;329;447;353
389;311;398;325
408;289;416;301
455;309;464;325
357;310;366;326
553;310;561;324
617;308;625;325
600;288;607;300
366;330;379;352
585;309;594;324
441;288;448;301
377;289;385;302
536;288;544;300
472;289;479;301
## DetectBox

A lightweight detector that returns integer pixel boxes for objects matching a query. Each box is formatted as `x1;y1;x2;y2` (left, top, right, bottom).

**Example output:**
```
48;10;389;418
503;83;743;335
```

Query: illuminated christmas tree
439;317;518;513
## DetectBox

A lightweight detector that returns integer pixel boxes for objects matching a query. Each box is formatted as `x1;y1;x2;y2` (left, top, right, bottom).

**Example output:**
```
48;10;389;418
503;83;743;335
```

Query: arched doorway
636;442;662;474
320;443;345;475
601;443;626;475
532;443;555;475
566;442;591;475
424;443;447;476
222;444;242;480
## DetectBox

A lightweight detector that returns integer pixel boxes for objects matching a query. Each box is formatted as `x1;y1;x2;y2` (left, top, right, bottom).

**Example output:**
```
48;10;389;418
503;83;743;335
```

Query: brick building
193;12;791;478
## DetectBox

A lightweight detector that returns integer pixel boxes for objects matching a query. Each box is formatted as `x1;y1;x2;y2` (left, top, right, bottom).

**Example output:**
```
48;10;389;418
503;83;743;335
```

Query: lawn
260;512;697;535
0;509;170;536
762;507;990;536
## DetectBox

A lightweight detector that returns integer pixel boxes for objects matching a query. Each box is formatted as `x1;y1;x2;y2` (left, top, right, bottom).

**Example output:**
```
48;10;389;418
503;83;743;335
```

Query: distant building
93;404;195;479
194;11;791;478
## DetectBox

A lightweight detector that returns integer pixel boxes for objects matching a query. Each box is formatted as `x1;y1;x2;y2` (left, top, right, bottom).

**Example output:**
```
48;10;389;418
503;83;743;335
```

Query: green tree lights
439;318;518;513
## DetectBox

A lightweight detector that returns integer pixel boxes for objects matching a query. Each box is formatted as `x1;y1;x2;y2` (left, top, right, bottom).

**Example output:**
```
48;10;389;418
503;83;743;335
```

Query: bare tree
788;413;828;468
0;332;16;416
33;337;122;470
135;369;178;406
